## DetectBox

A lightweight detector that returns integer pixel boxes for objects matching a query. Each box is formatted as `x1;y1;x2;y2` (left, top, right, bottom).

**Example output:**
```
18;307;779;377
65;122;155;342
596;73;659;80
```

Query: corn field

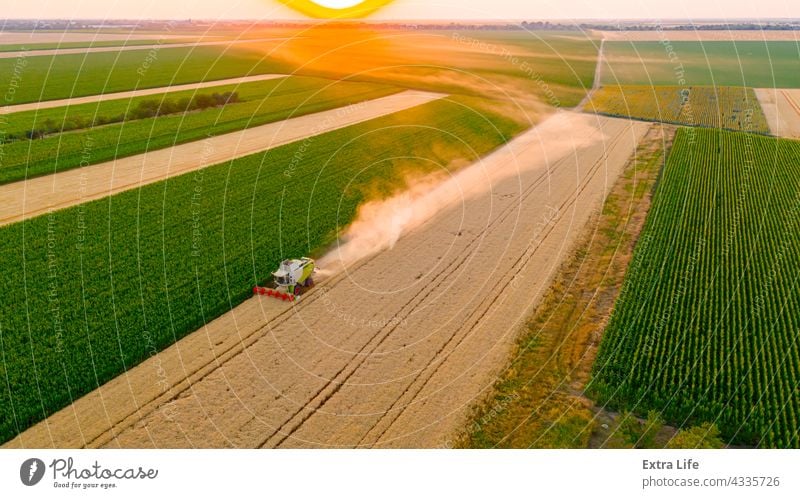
590;127;800;447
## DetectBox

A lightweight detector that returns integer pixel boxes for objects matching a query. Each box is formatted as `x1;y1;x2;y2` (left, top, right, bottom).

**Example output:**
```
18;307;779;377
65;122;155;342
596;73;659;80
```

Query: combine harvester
253;257;316;302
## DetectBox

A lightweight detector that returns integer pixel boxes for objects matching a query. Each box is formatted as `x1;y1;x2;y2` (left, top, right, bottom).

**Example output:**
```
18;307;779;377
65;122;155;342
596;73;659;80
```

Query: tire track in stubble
356;122;638;447
781;90;800;117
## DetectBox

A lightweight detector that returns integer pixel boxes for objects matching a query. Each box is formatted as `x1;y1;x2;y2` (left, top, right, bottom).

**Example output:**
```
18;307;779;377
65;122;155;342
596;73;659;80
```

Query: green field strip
0;38;197;53
0;45;291;106
601;41;800;88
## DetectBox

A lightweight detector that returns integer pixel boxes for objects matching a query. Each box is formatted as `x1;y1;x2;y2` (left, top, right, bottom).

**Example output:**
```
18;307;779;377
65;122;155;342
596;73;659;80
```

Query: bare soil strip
598;30;800;41
0;90;443;227
0;36;295;60
0;74;286;115
755;88;800;139
5;113;649;449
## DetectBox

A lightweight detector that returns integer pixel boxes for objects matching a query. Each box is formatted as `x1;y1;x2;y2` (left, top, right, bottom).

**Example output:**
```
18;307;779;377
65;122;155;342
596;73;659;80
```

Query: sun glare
276;0;395;18
313;0;366;7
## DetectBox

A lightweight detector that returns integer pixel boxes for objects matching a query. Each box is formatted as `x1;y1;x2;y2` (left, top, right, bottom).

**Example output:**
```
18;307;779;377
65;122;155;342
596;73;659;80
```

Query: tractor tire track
354;123;634;447
256;125;598;447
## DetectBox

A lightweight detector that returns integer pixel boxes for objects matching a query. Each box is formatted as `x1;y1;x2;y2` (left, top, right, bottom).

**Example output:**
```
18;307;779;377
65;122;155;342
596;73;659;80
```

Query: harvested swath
755;88;800;139
0;90;443;227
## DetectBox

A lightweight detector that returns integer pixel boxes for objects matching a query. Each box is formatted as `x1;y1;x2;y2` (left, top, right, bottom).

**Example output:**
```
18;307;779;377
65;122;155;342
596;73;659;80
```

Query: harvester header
253;257;316;302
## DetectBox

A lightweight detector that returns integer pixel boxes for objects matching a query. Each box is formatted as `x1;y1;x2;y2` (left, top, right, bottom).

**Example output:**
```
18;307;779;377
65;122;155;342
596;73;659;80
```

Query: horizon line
3;17;800;23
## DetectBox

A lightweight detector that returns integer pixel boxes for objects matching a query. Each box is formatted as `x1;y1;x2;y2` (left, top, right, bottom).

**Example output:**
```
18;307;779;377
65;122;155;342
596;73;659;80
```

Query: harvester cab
253;257;316;302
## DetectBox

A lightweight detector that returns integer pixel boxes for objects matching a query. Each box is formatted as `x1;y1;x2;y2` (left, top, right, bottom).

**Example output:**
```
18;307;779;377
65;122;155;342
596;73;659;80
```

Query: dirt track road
577;39;604;111
0;74;287;115
5;113;650;449
756;88;800;139
0;90;442;227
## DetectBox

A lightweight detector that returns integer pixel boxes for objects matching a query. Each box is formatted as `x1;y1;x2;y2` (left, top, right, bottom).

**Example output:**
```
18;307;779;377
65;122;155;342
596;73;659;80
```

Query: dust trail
318;112;608;274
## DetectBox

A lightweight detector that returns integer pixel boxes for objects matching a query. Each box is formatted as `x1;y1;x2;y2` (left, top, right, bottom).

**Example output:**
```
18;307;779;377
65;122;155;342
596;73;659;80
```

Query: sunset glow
277;0;395;18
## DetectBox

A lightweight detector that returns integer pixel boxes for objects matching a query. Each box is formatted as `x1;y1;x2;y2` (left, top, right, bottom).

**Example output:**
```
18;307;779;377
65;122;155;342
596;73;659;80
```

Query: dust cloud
318;112;607;273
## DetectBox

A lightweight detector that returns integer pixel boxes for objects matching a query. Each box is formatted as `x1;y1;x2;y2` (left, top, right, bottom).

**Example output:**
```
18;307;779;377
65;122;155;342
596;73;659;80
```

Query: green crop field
0;45;289;105
590;128;800;447
0;38;194;52
0;95;526;444
587;85;771;133
602;41;800;88
435;30;599;107
0;76;400;184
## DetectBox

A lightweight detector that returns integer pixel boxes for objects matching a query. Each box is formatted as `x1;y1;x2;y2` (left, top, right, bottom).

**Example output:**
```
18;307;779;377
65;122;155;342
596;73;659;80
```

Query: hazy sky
0;0;796;21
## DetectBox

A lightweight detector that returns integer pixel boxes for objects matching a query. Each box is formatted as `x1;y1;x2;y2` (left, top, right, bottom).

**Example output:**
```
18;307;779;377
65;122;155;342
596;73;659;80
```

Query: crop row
0;95;527;444
590;127;800;447
588;85;771;134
